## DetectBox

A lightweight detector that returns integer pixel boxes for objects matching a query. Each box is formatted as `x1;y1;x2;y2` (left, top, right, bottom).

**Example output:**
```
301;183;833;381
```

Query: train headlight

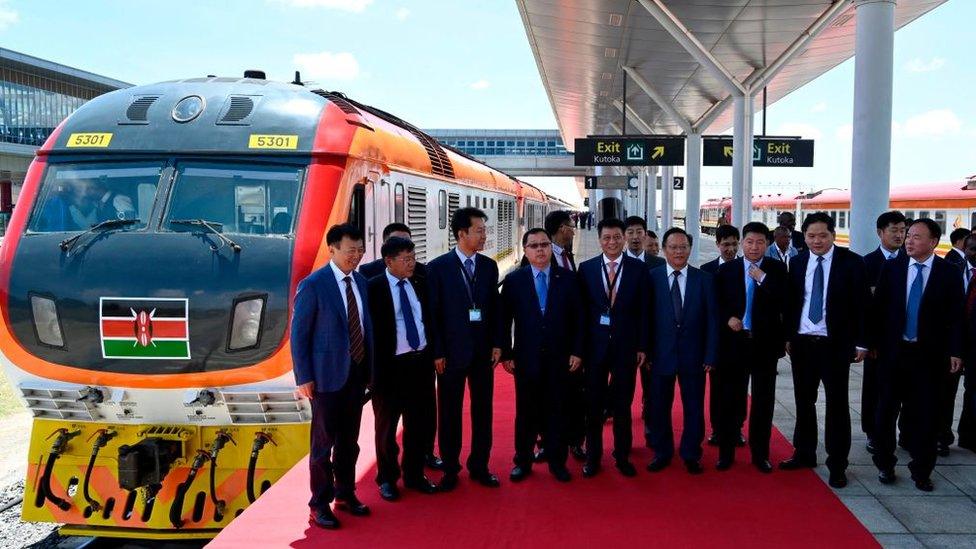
228;296;265;351
30;294;64;347
172;95;204;123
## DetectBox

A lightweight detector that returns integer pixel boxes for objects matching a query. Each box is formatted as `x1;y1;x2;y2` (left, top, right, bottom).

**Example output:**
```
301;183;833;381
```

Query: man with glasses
367;237;439;502
501;228;583;482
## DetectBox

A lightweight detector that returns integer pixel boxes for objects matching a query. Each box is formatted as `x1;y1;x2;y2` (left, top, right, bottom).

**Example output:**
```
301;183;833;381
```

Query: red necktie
561;249;571;270
344;276;366;364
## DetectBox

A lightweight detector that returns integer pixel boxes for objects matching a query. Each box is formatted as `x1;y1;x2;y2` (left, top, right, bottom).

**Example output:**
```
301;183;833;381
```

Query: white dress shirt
665;263;689;305
552;243;574;270
965;263;976;294
385;269;427;355
905;254;934;304
799;246;835;336
626;249;646;262
330;261;364;331
879;246;901;260
455;247;478;273
743;257;766;286
602;253;624;294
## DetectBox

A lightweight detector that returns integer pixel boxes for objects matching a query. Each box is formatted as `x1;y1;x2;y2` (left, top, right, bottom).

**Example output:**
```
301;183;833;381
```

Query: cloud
774;122;823;140
292;51;361;81
811;101;828;113
0;0;19;30
899;109;962;138
395;7;410;20
835;123;853;141
469;79;491;90
270;0;372;12
905;57;946;73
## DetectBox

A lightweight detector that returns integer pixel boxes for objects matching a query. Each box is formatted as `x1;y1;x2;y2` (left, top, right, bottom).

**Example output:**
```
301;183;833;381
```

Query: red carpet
210;372;877;548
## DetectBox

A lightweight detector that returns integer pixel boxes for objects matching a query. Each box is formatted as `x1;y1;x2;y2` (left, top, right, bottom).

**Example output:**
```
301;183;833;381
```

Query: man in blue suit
577;217;649;478
501;228;583;483
426;207;503;490
646;227;719;474
292;223;374;530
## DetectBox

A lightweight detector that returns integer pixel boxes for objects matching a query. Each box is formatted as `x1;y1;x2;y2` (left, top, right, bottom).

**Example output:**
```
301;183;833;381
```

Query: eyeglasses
390;255;417;264
525;242;552;250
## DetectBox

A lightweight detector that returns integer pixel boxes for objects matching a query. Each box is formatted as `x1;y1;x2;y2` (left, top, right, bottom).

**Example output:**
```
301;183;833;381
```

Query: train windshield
164;163;303;236
27;162;164;232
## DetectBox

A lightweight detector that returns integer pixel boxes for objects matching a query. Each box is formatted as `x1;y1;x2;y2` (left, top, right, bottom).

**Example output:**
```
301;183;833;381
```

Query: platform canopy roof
516;0;946;143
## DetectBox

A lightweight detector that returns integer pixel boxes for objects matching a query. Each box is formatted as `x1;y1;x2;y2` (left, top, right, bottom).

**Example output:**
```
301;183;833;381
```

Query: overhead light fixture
609;13;623;27
605;47;618;58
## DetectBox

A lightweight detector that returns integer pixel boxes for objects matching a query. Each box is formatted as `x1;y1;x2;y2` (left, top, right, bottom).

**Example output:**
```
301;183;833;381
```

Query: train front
0;78;350;538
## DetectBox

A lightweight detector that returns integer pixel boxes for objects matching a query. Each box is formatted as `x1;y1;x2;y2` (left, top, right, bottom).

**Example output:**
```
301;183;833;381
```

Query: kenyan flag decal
100;298;191;359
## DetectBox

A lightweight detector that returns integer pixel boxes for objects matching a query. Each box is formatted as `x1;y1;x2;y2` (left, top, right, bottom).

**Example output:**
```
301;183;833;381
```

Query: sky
0;0;971;207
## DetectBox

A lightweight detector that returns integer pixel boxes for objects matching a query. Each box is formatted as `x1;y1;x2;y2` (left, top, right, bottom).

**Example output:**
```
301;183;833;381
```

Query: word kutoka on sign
703;137;814;167
574;136;685;167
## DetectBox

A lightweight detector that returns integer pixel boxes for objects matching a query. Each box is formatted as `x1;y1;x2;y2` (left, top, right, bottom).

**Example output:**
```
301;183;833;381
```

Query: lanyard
601;260;621;308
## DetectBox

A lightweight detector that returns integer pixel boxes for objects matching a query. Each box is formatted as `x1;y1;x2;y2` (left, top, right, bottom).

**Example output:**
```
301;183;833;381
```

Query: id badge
599;313;611;326
469;308;483;322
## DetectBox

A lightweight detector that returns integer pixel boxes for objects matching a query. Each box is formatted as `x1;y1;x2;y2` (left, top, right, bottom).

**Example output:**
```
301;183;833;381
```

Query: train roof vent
407;128;456;179
121;95;160;125
311;90;361;115
216;95;258;125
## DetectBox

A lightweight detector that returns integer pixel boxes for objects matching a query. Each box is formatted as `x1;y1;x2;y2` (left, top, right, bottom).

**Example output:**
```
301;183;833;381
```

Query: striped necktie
344;276;366;364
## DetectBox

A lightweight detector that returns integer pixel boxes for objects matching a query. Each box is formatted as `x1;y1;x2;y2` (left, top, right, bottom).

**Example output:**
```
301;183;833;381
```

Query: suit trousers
958;364;976;448
372;351;436;485
862;355;908;443
649;370;706;463
514;357;568;469
710;368;746;438
585;350;637;464
565;369;586;448
873;342;941;480
790;335;852;472
718;335;777;462
437;356;495;475
308;365;367;510
939;370;963;446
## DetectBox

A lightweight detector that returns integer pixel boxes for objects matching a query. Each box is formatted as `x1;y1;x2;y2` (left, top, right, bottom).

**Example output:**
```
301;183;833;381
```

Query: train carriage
0;74;560;539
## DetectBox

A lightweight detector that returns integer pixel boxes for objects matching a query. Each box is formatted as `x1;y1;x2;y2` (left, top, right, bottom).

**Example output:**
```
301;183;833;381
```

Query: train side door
364;179;392;261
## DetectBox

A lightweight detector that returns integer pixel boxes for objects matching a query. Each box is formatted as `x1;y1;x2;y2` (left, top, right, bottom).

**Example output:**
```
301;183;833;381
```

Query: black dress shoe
582;463;600;478
425;454;445;470
684;460;704;474
646;457;671;472
569;445;586;461
913;477;934;492
378;482;400;501
736;432;747;447
438;473;459;492
615;460;637;477
865;439;877;454
471;471;501;488
716;457;733;471
753;459;773;474
310;508;340;529
403;476;438;494
550;466;572;482
335;495;370;516
878;469;896;484
828;471;848;489
707;433;719;446
533;448;547;463
937;442;951;457
510;465;531;482
779;456;817;470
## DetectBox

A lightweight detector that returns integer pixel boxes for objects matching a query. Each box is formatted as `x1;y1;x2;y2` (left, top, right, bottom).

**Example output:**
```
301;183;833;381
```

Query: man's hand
951;357;963;374
569;355;582;372
748;264;766;283
704;364;714;373
636;352;646;369
434;358;446;375
492;347;502;364
297;381;315;400
502;360;515;374
728;317;743;332
853;349;867;363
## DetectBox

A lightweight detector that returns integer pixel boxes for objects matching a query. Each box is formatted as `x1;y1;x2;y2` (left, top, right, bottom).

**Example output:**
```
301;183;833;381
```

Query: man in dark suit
646;228;719;474
700;223;743;448
777;211;806;253
715;222;787;473
947;228;971;268
780;212;869;489
501;228;583;483
426;207;503;490
872;219;964;491
360;222;440;471
956;233;976;452
624;216;666;268
366;237;439;502
577;218;649;478
292;223;374;530
645;230;661;258
861;211;906;455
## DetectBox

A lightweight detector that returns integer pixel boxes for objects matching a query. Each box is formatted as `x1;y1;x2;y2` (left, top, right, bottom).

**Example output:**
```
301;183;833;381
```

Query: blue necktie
904;263;925;341
397;279;421;350
671;271;683;325
535;271;548;313
808;255;825;324
464;257;475;279
744;263;756;330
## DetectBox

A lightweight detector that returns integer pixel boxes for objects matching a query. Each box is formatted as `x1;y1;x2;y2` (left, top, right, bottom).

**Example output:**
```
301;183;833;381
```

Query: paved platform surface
573;227;976;548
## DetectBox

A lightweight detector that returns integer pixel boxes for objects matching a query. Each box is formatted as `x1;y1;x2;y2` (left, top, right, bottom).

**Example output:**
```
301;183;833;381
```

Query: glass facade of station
426;129;570;157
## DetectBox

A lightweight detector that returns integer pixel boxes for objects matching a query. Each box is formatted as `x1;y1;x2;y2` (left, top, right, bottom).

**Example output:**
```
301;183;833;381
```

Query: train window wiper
169;219;243;253
59;218;140;252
